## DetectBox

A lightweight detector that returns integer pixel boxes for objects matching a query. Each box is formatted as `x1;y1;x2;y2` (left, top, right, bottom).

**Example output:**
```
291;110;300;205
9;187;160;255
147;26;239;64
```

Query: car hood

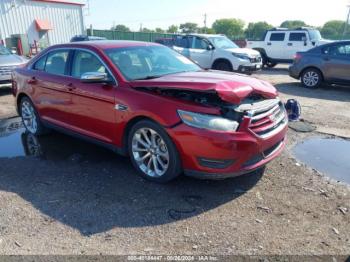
225;48;260;57
0;54;28;66
130;71;277;104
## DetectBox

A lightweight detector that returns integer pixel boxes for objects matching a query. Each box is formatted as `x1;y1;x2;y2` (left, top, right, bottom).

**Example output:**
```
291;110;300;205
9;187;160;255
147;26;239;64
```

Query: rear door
322;43;350;82
188;36;213;69
29;49;73;126
265;32;287;60
64;49;118;143
286;32;311;59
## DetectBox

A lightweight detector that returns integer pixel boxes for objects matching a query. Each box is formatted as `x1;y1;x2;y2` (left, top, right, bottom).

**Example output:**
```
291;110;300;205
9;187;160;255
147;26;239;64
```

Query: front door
285;32;311;60
322;43;350;82
188;36;213;69
65;49;118;143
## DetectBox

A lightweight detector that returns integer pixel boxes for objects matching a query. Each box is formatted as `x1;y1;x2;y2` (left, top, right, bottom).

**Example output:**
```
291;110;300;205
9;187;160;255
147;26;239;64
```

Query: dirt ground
0;66;349;256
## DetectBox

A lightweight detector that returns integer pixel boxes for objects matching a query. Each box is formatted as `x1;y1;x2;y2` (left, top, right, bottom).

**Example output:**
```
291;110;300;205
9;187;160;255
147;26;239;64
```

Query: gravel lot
0;66;349;256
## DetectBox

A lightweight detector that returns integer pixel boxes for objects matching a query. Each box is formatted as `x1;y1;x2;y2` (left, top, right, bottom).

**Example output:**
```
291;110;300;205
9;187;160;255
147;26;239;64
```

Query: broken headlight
177;110;239;132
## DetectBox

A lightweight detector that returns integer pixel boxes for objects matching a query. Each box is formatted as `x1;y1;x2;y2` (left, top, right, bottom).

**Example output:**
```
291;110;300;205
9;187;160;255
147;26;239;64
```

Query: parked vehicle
70;35;107;42
0;45;27;88
289;41;350;88
12;41;287;183
168;34;262;74
247;27;332;67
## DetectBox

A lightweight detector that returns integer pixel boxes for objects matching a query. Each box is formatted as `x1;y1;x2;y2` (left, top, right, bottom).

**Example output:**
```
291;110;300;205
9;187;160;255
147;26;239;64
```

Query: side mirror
207;44;214;51
80;72;110;83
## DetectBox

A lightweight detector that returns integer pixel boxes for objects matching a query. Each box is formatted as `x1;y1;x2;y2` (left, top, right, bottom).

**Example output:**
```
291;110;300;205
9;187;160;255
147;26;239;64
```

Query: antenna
204;13;207;33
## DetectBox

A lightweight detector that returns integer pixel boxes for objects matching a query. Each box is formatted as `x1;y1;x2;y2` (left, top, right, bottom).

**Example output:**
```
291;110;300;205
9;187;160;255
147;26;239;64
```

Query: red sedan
12;41;288;183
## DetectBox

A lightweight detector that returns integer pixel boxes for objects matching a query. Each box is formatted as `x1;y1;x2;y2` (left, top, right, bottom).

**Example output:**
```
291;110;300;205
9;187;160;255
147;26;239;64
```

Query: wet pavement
294;137;350;184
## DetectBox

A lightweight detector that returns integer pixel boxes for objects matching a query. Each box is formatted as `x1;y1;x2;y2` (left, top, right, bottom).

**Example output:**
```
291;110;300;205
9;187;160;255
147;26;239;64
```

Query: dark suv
289;41;350;88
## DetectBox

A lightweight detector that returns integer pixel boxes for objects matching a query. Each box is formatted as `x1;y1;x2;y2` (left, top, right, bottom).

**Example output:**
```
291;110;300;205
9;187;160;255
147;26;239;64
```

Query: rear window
45;50;69;76
289;33;306;41
33;55;47;71
270;33;285;41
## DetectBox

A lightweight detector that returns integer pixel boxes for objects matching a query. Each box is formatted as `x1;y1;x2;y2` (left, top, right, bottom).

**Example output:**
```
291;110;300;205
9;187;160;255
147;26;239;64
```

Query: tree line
111;19;350;40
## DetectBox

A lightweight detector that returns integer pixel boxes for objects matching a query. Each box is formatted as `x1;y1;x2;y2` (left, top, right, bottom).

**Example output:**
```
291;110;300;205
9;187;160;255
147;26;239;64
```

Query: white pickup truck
170;34;262;74
247;27;332;67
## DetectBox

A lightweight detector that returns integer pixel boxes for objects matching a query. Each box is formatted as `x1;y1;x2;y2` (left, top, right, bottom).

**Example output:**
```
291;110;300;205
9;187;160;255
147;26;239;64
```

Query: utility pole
343;5;350;39
140;23;143;32
204;13;207;33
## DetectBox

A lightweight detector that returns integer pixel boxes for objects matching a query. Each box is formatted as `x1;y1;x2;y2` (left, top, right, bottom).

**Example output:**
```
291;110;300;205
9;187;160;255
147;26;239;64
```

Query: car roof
187;33;225;38
51;40;161;50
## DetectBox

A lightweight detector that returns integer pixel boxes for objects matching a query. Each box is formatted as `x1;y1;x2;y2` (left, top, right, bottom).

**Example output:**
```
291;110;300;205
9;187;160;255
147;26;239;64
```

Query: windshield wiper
134;75;163;80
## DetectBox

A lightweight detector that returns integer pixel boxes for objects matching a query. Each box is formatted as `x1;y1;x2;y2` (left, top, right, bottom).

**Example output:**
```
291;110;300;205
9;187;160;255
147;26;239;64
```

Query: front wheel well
300;67;324;80
212;58;233;70
121;116;158;155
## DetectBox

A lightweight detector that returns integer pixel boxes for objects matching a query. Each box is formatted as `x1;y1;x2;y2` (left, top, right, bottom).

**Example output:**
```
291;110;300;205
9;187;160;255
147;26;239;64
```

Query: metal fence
87;29;177;42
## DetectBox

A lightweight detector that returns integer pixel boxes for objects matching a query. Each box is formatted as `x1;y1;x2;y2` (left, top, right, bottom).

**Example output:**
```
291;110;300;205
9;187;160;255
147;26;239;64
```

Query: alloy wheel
131;128;170;178
21;101;38;134
303;71;320;87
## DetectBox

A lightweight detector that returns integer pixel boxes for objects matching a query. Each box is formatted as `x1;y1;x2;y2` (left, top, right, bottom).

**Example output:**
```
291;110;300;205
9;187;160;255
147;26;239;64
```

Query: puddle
293;137;350;184
0;117;115;161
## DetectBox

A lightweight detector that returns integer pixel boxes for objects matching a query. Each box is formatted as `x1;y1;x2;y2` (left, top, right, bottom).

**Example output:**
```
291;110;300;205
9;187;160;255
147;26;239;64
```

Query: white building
0;0;85;52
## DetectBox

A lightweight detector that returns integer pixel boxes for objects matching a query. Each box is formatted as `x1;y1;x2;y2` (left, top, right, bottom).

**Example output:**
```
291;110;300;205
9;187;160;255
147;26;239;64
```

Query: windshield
208;36;239;49
105;45;200;81
309;30;322;41
0;45;11;55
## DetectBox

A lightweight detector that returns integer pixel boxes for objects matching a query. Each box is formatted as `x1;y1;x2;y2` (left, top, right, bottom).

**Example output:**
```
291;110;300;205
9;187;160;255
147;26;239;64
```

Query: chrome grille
250;56;262;63
0;65;17;76
236;98;287;138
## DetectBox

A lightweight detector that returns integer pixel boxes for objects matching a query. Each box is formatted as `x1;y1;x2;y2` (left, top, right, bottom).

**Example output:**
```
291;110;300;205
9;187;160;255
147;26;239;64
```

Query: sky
83;0;349;31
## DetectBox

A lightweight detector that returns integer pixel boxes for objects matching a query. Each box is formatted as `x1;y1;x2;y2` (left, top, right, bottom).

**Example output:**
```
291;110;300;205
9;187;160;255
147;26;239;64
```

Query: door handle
323;57;331;61
287;43;293;46
66;83;76;91
267;42;272;46
27;77;37;84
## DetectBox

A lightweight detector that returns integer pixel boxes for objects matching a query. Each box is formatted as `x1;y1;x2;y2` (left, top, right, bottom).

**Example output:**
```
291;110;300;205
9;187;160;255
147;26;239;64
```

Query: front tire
212;60;233;72
128;120;182;183
20;97;47;135
301;68;322;88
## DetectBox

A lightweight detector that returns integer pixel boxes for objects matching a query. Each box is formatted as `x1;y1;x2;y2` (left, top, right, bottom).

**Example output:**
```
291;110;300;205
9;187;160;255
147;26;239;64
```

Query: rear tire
212;60;233;72
128;120;182;183
301;68;322;89
265;61;277;68
19;97;47;136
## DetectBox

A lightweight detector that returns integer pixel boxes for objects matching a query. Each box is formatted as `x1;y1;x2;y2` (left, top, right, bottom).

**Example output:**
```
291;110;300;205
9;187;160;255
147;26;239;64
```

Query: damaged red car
12;41;288;183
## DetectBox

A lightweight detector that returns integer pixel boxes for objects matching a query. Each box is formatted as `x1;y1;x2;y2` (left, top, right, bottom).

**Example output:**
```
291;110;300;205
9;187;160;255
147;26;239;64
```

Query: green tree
155;28;165;33
321;20;350;40
212;18;245;38
167;25;179;33
197;27;216;34
179;22;198;33
245;21;273;40
280;20;307;29
112;24;130;32
141;28;155;33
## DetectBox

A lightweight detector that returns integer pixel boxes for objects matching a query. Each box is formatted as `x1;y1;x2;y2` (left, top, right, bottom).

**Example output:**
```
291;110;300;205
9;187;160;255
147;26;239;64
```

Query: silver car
0;45;28;88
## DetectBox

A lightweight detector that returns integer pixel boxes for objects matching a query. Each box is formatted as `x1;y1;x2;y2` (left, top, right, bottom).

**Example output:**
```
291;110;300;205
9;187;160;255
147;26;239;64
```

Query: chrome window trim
29;47;118;86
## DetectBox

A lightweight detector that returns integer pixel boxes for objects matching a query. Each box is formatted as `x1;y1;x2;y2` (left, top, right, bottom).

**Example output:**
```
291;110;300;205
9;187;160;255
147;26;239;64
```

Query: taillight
294;53;302;63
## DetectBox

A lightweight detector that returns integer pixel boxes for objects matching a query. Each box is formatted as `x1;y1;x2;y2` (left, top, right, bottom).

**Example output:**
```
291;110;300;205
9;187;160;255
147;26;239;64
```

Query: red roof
31;0;85;6
35;19;53;31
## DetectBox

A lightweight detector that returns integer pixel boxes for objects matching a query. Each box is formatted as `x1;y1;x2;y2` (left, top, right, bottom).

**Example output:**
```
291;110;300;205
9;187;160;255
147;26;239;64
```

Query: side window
45;51;69;75
33;55;47;71
323;44;350;56
289;33;306;41
270;33;285;41
174;37;190;48
72;50;110;79
193;37;209;50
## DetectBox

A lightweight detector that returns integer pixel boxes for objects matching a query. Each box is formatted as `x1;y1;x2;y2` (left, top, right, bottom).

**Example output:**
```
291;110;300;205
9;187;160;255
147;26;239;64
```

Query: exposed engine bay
136;87;268;122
